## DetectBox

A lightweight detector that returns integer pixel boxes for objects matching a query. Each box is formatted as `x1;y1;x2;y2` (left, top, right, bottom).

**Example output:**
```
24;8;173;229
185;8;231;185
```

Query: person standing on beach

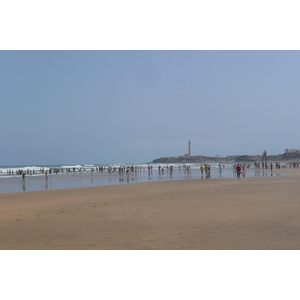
205;164;209;174
236;164;241;179
126;167;130;176
200;165;204;175
22;172;26;182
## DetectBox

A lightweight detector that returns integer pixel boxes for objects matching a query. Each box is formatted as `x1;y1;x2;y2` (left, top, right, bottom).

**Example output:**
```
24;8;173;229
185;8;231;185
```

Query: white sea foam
0;162;235;178
60;165;83;169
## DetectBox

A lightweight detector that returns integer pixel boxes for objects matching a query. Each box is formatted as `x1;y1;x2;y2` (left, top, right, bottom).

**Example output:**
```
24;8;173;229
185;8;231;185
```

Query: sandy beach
1;168;300;250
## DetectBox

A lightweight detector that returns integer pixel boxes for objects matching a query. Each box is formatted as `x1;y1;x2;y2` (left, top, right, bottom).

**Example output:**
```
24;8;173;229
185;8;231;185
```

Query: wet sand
0;167;273;194
1;168;299;250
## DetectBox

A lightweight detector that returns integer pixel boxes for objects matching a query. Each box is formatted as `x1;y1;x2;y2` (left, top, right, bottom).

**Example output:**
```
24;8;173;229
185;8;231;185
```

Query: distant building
285;148;300;155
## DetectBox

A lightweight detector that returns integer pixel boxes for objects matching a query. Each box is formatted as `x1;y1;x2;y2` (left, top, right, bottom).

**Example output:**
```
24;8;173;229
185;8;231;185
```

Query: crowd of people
232;161;300;179
2;161;300;183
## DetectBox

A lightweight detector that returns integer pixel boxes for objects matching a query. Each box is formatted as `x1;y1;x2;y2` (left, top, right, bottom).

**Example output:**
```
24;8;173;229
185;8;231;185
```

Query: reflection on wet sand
0;167;286;194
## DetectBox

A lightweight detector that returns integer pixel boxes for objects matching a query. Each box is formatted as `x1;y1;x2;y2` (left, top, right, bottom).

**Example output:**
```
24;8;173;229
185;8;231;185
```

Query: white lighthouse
188;140;191;156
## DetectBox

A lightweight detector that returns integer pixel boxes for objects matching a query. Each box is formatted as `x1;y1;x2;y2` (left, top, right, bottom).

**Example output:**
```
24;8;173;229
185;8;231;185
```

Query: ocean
0;162;280;194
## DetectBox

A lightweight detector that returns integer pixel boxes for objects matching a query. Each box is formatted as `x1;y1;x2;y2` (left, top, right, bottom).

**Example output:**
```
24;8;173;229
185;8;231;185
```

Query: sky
1;50;300;165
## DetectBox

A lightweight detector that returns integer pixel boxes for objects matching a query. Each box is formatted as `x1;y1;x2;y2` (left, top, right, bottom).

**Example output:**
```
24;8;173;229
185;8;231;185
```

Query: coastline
1;168;299;250
0;162;290;194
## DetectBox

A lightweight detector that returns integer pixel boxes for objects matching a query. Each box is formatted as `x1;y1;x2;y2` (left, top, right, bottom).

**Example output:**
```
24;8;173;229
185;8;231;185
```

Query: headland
152;153;300;164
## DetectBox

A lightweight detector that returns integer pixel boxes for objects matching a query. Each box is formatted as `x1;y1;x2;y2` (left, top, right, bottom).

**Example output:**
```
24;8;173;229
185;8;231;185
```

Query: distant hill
151;153;300;164
152;155;220;164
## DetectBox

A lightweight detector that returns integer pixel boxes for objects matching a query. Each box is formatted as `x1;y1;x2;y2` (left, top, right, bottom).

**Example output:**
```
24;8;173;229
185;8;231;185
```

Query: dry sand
1;168;300;250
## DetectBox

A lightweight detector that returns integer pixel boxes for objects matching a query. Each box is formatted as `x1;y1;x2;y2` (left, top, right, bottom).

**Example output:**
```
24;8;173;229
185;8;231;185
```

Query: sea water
0;163;283;194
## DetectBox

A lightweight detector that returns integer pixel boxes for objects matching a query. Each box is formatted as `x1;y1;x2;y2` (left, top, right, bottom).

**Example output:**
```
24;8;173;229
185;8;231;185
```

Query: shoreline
0;165;290;194
1;168;299;250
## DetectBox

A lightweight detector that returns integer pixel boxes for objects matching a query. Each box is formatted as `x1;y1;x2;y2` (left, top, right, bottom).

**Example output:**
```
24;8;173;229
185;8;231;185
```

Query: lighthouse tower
188;140;191;156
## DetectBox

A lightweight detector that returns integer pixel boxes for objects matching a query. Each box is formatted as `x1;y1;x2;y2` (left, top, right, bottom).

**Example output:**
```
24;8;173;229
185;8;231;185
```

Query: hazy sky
1;50;300;165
